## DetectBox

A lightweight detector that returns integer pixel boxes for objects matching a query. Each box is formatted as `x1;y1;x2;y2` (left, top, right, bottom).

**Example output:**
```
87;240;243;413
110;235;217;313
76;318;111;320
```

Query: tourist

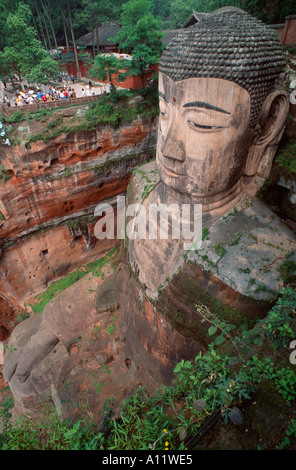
36;90;44;100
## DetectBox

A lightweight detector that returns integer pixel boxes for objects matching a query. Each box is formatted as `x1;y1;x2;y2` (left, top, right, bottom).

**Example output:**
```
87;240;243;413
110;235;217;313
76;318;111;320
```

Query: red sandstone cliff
0;114;157;338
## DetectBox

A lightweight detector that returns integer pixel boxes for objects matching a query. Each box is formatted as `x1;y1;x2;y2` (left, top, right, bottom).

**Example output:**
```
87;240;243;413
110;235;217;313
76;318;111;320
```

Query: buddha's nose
161;121;185;162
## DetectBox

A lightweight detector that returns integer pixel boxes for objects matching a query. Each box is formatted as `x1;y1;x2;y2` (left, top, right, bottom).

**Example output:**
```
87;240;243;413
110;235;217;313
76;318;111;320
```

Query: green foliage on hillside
1;287;295;450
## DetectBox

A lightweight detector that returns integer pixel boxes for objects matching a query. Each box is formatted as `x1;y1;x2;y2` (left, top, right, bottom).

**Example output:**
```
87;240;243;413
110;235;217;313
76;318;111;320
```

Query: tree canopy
0;2;59;85
0;0;294;84
91;0;164;88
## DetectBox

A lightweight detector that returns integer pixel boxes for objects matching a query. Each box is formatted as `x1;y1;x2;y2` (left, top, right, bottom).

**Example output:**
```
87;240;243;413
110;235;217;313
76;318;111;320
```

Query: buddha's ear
244;90;290;177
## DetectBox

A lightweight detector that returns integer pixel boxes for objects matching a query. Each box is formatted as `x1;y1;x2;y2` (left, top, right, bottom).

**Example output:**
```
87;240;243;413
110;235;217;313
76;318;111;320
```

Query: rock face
2;262;167;421
0;116;157;334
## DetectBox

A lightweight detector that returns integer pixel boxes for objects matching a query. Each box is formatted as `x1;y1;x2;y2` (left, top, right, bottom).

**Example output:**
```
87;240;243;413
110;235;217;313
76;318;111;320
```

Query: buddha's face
156;73;253;201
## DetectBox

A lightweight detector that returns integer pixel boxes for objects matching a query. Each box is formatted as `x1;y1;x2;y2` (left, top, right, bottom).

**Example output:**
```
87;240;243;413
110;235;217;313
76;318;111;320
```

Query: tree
111;0;164;87
242;0;296;24
0;0;21;50
150;0;172;22
167;0;296;27
56;0;84;79
75;0;124;57
91;54;131;85
0;3;58;84
25;55;59;86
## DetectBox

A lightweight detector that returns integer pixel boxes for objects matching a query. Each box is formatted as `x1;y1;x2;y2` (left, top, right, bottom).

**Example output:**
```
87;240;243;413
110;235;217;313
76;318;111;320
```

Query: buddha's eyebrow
159;91;168;103
183;101;231;115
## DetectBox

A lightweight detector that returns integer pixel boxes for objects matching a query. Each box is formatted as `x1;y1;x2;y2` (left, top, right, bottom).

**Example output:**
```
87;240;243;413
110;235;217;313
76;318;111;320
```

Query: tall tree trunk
91;19;95;58
34;2;48;49
67;2;81;79
36;2;53;51
41;0;58;50
59;2;81;79
96;21;99;55
31;11;42;44
63;17;70;53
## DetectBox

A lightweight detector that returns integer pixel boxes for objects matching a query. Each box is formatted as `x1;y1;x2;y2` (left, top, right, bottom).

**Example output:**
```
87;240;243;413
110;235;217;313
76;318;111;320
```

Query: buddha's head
157;7;289;213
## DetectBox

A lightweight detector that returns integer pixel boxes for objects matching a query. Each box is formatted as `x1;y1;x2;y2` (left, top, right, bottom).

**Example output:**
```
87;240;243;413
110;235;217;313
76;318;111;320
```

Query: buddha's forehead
159;73;251;114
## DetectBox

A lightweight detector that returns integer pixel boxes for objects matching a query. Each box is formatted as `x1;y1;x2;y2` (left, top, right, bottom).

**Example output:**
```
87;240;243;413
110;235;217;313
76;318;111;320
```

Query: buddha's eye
188;120;223;130
159;98;169;119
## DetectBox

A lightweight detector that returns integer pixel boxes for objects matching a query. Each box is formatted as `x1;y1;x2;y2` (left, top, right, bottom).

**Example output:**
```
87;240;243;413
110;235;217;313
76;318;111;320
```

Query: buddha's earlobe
244;90;290;179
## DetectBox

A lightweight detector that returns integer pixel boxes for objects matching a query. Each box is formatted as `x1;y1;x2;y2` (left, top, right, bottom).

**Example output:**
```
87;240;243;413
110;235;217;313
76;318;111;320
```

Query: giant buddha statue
3;7;296;419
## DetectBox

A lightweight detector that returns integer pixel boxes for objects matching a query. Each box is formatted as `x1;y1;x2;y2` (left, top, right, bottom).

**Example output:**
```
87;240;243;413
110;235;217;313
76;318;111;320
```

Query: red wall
282;15;296;45
63;61;91;78
58;47;158;89
95;65;158;90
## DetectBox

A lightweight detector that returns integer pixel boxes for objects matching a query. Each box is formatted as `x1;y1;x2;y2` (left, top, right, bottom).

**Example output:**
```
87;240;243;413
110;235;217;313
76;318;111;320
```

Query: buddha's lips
161;164;184;178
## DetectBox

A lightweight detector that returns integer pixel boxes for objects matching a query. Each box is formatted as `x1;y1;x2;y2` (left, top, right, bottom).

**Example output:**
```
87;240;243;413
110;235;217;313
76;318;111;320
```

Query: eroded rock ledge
0;116;157;337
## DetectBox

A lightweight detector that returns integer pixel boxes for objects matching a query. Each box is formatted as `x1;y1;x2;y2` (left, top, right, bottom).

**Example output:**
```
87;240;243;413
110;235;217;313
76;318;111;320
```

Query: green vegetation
85;87;158;128
228;233;242;246
280;419;296;449
0;0;293;89
214;243;226;259
278;261;296;284
20;86;158;146
202;226;209;241
0;164;12;183
258;287;296;350
3;109;24;123
25;246;118;315
91;0;164;88
1;287;296;450
273;141;296;177
29;109;53;122
0;3;59;86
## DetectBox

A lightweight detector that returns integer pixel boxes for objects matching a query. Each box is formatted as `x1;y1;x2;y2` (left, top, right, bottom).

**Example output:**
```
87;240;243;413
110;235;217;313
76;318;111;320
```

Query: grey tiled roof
77;24;121;47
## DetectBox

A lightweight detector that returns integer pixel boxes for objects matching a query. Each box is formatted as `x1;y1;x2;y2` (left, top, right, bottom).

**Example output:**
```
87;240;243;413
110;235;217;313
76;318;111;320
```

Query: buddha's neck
158;178;245;220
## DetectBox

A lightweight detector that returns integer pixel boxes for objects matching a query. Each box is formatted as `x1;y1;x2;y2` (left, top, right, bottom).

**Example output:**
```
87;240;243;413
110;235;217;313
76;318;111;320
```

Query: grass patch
26;246;119;314
273;141;296;178
278;260;296;284
0;165;12;183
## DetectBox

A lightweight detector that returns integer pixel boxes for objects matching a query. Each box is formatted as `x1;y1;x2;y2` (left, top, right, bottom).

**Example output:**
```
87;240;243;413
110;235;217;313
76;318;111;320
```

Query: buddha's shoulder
188;194;296;302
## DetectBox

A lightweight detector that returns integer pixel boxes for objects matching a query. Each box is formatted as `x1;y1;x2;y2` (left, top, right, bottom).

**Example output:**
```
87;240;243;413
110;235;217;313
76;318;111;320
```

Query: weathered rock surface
2;264;160;421
0;116;157;334
0;118;157;241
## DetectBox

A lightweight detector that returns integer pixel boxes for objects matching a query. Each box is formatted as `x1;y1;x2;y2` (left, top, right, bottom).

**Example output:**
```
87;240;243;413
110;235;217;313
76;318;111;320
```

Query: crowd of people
3;86;79;108
2;80;100;108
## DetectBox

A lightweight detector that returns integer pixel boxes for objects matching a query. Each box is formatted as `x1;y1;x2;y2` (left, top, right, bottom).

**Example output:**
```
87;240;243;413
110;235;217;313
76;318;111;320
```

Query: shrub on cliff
1;286;296;450
85;88;156;128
